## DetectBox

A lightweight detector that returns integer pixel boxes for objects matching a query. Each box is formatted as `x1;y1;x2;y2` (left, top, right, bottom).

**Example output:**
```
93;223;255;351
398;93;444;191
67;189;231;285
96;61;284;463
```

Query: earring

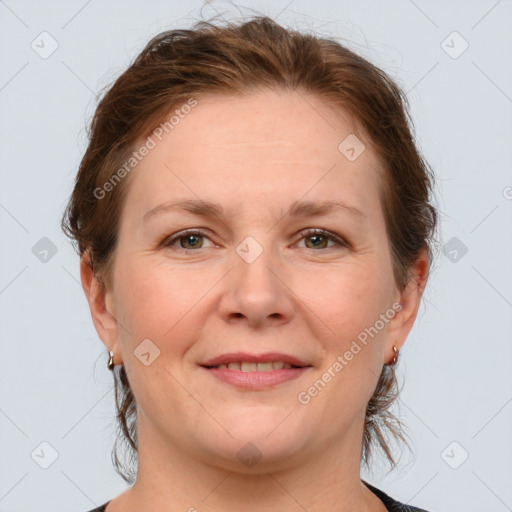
108;350;115;371
389;345;399;366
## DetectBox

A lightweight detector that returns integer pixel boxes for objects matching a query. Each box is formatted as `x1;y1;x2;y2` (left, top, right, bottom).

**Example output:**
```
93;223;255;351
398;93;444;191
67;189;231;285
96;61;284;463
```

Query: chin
194;410;313;472
206;437;309;474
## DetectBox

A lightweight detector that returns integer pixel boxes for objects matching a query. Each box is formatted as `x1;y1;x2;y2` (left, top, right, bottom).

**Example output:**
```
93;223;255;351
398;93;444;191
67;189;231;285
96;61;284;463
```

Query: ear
385;247;429;364
80;251;123;365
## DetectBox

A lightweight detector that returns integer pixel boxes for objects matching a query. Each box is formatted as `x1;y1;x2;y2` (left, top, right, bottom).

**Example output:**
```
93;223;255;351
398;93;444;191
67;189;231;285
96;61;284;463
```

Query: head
62;16;437;483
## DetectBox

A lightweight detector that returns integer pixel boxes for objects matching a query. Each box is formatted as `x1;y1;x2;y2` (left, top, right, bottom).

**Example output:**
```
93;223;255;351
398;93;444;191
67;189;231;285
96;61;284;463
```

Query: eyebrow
143;198;366;223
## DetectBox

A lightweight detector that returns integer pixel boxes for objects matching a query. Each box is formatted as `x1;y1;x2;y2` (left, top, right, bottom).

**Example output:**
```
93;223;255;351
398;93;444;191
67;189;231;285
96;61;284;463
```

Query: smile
208;361;296;371
200;364;311;390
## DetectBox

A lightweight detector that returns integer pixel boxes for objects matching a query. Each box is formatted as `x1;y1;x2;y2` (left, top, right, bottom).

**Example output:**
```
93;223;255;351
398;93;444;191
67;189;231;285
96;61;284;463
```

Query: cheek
114;258;188;340
112;259;207;417
303;261;391;394
303;273;388;421
310;261;390;333
113;255;225;358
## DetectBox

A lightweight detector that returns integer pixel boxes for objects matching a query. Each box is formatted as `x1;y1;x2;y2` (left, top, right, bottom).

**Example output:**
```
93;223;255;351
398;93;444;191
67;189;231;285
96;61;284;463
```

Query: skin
81;88;428;512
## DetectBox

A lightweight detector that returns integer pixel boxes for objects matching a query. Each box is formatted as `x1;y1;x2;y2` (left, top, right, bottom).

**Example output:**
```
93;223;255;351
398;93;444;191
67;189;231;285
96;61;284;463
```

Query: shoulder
82;502;110;512
363;480;432;512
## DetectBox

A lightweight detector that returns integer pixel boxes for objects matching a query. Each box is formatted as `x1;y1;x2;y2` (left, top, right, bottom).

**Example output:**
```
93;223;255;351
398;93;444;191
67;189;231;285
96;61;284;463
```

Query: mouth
205;361;301;371
199;352;313;389
201;352;311;368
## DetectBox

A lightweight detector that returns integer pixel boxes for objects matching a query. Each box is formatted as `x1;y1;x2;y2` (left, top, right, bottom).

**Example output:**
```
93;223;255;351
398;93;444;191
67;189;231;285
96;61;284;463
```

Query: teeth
241;362;257;372
214;361;296;371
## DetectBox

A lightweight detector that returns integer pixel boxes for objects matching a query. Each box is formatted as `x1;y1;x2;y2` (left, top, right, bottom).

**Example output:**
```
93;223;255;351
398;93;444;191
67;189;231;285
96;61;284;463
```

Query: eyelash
161;228;349;251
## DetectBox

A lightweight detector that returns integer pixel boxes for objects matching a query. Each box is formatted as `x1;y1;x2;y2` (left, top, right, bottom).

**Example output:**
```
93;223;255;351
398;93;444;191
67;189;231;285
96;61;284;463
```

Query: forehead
150;88;363;156
123;88;383;220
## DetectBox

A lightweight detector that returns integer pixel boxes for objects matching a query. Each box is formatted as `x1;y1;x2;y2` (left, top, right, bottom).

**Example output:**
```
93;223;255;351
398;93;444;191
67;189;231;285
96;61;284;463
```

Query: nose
217;239;295;329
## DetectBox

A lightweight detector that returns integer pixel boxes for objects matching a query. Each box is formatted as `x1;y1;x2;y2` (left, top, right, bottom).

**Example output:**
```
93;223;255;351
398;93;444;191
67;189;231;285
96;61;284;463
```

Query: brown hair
62;15;437;483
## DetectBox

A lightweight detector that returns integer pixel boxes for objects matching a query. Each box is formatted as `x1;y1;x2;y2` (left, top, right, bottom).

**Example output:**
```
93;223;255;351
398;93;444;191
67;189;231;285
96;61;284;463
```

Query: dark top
84;480;431;511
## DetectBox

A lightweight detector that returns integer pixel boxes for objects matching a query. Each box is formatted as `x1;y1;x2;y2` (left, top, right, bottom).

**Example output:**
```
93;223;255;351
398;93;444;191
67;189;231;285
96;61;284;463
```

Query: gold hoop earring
108;350;115;371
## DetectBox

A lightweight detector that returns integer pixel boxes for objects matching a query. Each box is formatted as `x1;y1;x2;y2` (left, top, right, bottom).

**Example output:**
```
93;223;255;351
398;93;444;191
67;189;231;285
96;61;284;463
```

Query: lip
200;352;311;368
200;366;311;390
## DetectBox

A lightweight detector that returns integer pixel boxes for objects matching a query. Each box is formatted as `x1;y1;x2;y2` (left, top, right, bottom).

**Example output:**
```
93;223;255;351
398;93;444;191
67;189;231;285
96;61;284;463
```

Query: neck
112;413;384;512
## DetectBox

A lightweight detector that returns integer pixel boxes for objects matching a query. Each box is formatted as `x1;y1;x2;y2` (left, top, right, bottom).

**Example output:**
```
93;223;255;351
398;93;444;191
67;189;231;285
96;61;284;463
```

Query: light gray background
1;1;511;511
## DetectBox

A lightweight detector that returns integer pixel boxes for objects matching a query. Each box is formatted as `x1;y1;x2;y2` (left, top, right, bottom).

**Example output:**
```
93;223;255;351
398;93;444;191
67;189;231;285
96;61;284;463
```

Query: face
84;88;424;473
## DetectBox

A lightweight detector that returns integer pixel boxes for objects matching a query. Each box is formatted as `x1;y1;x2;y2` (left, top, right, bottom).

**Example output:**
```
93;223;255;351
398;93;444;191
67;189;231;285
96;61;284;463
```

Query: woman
62;15;437;512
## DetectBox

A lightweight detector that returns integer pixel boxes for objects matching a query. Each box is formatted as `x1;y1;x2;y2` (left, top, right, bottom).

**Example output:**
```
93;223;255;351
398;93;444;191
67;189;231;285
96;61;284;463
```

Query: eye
161;229;214;250
296;228;348;250
161;228;349;252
